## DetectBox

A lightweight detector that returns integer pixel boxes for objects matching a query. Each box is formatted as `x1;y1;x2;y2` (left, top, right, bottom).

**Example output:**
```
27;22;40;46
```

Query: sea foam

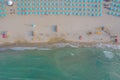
96;43;120;49
103;51;114;59
0;47;51;51
53;43;79;48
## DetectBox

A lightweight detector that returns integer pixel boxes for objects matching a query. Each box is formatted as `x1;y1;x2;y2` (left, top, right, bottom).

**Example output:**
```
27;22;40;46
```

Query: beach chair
73;12;77;15
99;13;102;16
100;0;103;2
49;12;53;15
115;13;119;17
87;8;90;11
54;8;56;10
21;8;25;10
65;12;69;15
30;31;36;41
26;8;29;10
69;12;72;15
21;12;25;15
79;12;82;16
54;12;57;15
46;8;49;10
42;8;45;11
66;8;69;11
25;3;29;6
17;3;20;6
89;13;92;16
34;12;37;15
34;8;37;10
62;8;65;10
96;14;99;16
62;12;65;15
29;3;32;6
17;12;21;15
87;4;90;7
57;12;60;15
52;25;58;32
84;0;87;2
29;8;32;10
38;8;40;10
56;12;59;15
83;8;86;11
45;12;49;15
17;8;21;10
96;31;102;35
25;12;29;15
37;12;41;15
29;12;33;15
38;3;40;6
2;14;7;17
84;13;87;16
95;0;99;2
0;10;2;13
1;31;8;38
80;0;83;2
21;3;24;6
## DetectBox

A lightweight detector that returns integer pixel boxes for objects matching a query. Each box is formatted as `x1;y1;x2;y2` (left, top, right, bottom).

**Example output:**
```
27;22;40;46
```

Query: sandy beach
0;0;120;47
1;1;120;79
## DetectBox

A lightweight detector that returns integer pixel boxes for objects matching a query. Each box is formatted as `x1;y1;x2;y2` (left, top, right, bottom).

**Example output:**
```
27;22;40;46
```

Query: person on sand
115;36;118;43
79;35;82;40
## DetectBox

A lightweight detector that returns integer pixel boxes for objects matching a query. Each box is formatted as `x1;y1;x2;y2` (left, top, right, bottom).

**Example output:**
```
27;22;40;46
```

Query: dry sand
0;1;120;46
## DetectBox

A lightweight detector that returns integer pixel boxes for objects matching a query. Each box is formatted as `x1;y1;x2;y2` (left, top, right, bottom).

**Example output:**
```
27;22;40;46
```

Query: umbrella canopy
32;24;36;28
7;0;14;6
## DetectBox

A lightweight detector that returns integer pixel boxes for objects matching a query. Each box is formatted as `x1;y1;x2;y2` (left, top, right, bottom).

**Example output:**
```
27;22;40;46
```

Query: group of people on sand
78;26;119;44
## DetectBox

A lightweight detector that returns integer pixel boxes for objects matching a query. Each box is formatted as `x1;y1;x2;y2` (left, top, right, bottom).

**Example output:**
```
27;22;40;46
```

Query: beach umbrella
32;24;36;28
7;0;14;6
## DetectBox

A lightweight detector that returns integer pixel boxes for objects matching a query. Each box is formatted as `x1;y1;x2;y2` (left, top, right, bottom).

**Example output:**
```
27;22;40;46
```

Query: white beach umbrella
32;24;36;28
7;0;14;6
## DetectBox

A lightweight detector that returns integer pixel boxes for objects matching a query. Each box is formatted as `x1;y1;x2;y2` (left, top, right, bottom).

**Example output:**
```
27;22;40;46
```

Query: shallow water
0;47;120;80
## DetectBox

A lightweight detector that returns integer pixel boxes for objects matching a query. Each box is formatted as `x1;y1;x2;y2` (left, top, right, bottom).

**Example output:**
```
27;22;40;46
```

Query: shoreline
0;41;120;51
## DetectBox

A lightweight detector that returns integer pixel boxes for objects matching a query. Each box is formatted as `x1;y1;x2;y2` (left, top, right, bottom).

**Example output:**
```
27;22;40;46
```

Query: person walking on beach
115;36;118;43
79;35;82;40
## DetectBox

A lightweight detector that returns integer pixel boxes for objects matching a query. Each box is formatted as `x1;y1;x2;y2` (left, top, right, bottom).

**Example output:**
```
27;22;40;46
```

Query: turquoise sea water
0;47;120;80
